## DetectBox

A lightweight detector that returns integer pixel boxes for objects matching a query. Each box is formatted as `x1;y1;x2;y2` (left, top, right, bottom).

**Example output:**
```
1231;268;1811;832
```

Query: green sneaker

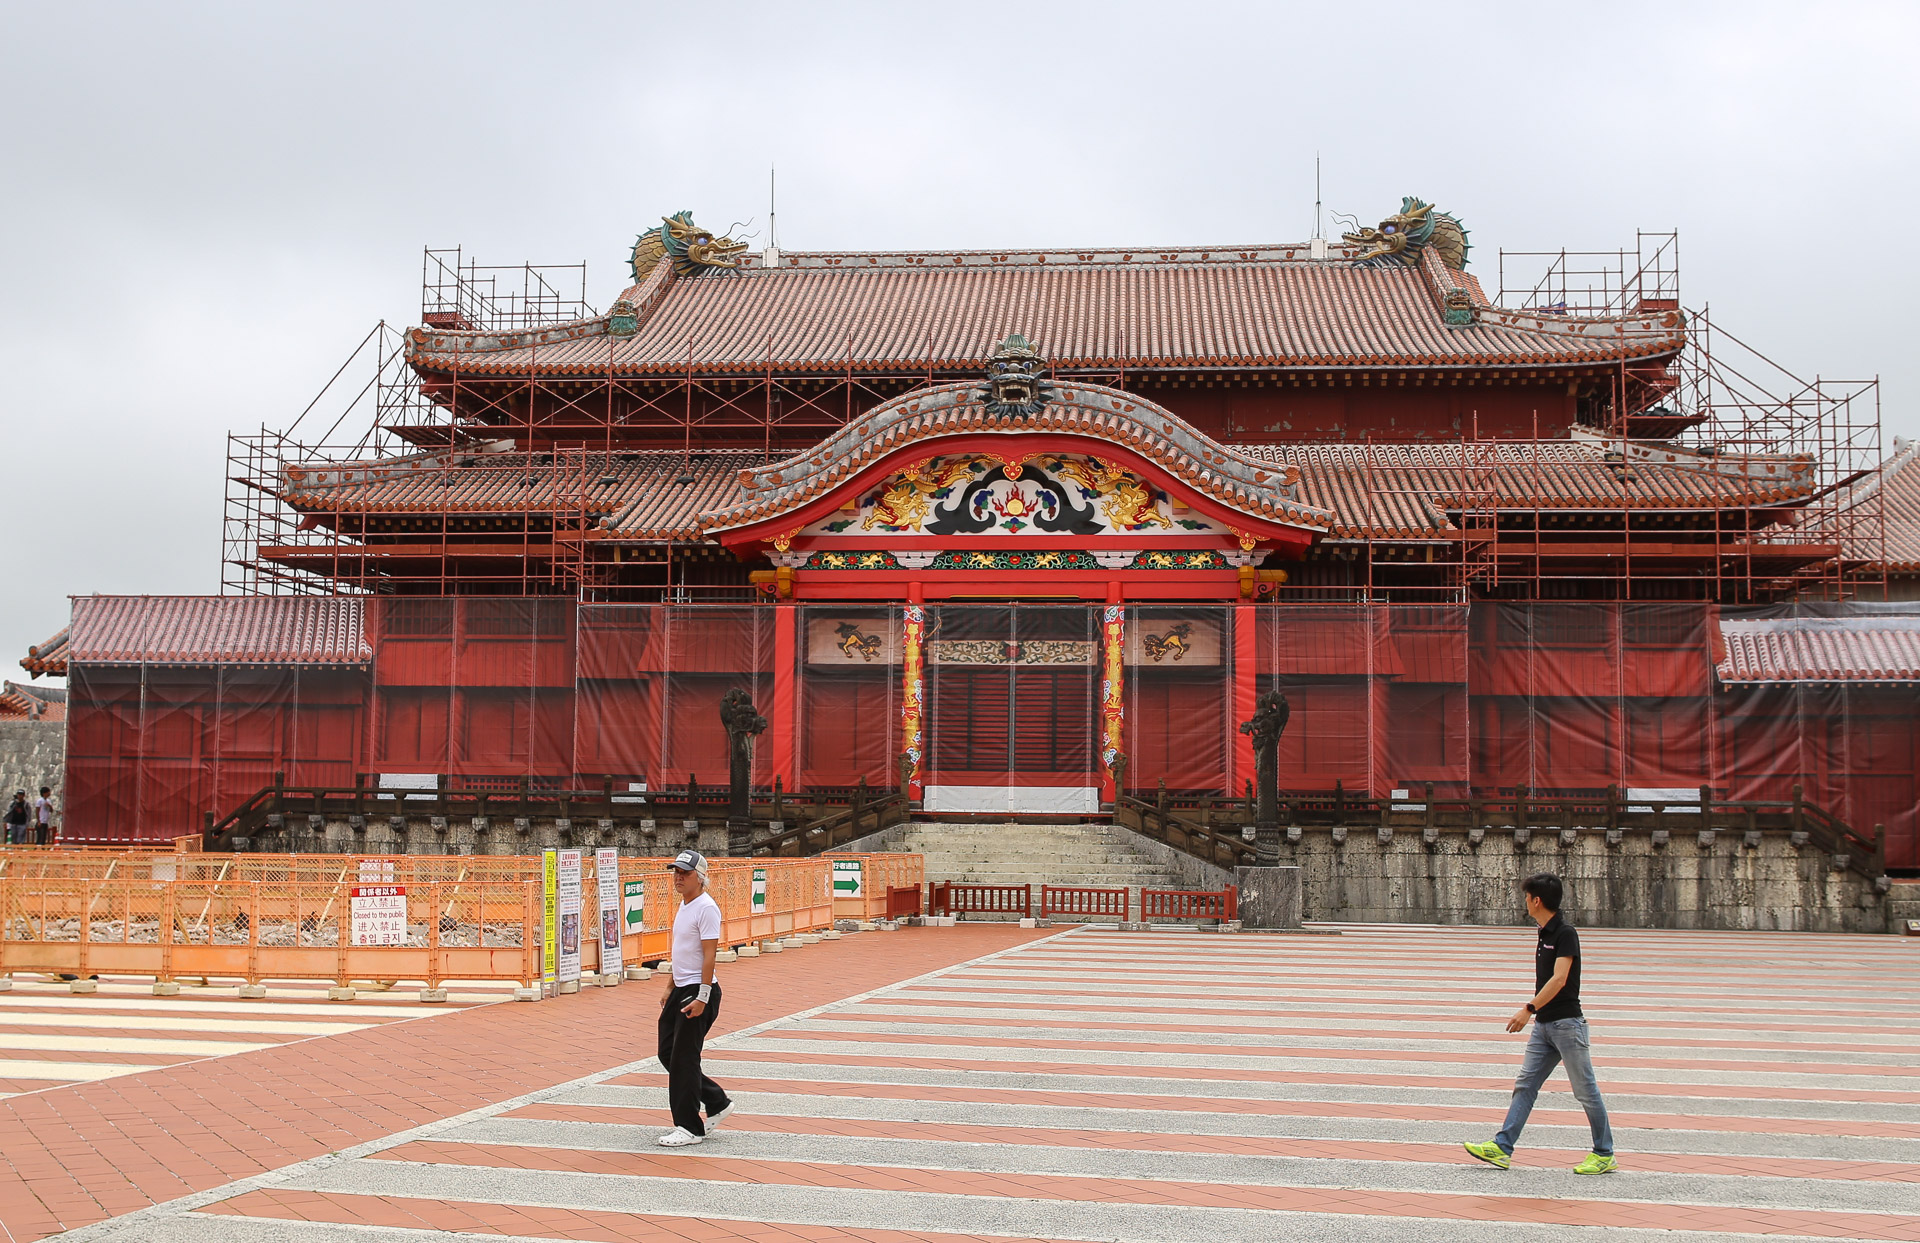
1462;1140;1511;1169
1573;1152;1618;1175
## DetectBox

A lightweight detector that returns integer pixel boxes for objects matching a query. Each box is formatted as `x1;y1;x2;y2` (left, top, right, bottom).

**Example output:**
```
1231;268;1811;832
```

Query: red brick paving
0;926;1053;1242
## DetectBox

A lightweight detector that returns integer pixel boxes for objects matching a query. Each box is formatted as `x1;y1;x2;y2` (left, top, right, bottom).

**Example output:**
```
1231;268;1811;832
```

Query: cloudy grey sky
3;1;1915;678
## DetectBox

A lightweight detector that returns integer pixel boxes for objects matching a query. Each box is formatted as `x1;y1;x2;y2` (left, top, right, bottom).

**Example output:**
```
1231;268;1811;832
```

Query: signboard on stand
557;849;583;986
349;885;407;947
595;847;622;977
832;858;864;898
541;849;558;991
623;879;646;935
751;867;767;913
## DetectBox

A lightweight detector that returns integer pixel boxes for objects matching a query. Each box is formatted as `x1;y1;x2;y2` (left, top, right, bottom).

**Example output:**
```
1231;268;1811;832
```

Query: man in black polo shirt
1463;872;1617;1174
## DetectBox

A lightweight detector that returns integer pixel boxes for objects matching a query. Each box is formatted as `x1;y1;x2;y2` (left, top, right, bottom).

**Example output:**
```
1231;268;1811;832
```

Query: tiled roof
69;597;371;666
702;382;1332;537
20;627;68;677
406;251;1685;378
1259;439;1816;539
282;450;759;540
0;680;65;721
274;431;1818;547
1873;439;1920;571
1717;614;1920;685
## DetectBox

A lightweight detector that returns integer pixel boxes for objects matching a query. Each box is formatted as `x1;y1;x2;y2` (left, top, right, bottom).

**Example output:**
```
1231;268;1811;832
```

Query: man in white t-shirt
656;849;734;1147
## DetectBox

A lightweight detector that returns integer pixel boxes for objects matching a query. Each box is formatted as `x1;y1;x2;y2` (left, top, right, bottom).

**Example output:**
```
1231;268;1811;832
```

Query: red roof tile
1716;615;1920;684
20;627;68;677
0;680;65;721
1869;439;1920;571
406;253;1685;378
1256;437;1816;540
702;382;1332;537
69;597;371;666
281;450;757;540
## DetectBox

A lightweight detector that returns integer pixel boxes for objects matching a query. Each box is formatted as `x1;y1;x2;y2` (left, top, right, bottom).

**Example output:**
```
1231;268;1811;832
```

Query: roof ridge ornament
974;333;1057;420
630;211;749;282
1345;197;1471;271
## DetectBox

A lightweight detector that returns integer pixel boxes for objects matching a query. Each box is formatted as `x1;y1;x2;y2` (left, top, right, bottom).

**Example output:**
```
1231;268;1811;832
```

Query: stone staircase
885;821;1186;922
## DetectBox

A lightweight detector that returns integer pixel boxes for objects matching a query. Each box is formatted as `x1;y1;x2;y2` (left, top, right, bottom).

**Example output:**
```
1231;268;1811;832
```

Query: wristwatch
1524;1003;1537;1013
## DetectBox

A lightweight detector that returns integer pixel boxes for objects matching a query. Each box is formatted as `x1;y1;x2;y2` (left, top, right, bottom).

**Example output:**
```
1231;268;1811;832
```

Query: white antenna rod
1309;154;1330;260
1313;154;1324;240
762;166;782;268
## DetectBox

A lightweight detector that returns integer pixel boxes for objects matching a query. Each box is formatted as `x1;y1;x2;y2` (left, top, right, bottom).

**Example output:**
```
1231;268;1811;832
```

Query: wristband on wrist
696;984;712;1005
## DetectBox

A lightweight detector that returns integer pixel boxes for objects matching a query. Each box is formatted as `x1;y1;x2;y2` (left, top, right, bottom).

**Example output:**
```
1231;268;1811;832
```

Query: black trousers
657;982;730;1135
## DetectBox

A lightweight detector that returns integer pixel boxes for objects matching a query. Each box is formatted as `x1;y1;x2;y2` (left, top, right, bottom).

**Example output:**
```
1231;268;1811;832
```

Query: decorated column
900;604;926;801
1099;605;1126;803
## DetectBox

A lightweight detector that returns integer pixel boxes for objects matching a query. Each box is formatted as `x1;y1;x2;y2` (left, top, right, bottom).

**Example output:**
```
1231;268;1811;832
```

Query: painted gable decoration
799;454;1232;540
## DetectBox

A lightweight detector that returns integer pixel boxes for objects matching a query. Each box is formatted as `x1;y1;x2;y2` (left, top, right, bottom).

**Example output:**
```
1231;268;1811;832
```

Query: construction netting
57;597;1920;868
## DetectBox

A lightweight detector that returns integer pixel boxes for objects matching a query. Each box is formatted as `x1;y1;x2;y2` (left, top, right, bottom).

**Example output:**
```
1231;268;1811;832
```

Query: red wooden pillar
772;604;797;793
1232;603;1257;794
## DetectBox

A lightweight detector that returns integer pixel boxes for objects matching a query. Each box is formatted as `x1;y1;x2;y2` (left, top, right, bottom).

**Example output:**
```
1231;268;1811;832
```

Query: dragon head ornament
630;211;749;282
1344;197;1470;271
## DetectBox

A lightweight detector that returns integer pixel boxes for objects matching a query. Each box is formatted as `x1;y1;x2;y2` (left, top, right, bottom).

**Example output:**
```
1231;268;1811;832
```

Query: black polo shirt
1533;914;1582;1021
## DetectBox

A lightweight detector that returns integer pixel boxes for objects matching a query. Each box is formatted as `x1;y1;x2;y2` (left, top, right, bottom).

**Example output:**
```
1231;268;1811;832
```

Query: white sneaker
706;1103;734;1132
656;1126;705;1147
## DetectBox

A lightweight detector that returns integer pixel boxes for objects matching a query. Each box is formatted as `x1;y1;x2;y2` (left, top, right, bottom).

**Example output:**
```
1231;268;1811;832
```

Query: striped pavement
0;978;502;1097
54;925;1920;1242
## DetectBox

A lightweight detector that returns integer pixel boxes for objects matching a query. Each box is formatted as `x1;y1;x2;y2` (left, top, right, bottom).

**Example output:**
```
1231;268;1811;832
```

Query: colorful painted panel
798;454;1233;540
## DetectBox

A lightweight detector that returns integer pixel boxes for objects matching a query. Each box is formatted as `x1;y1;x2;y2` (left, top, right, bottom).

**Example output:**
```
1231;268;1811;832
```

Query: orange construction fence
823;853;926;921
0;851;872;991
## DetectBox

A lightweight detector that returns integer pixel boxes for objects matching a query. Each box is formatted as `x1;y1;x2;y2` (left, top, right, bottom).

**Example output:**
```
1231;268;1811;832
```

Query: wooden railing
1142;887;1237;922
1115;781;1885;877
1040;885;1129;920
929;882;1032;919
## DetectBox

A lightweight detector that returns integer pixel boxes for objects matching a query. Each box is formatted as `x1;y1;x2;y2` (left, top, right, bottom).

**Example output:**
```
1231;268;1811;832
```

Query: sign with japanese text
751;867;767;912
557;849;582;985
595;847;622;977
349;885;407;947
541;849;558;986
831;858;863;898
623;879;646;931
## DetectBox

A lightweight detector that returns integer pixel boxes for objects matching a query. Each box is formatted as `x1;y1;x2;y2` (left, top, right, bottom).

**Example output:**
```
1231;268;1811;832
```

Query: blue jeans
1495;1016;1613;1156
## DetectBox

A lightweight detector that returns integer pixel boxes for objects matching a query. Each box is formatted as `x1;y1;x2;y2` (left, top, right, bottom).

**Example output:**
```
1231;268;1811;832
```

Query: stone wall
0;719;64;815
238;811;732;859
1267;827;1887;933
223;812;1891;933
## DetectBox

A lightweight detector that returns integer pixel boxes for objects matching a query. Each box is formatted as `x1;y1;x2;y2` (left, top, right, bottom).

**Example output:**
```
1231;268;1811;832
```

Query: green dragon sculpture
630;212;749;282
1344;197;1470;271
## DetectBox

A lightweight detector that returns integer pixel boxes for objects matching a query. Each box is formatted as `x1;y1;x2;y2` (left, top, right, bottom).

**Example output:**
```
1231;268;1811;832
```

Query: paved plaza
0;923;1914;1242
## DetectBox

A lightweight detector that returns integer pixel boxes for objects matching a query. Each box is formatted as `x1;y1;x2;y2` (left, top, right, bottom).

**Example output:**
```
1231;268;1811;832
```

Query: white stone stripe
872;988;1913;1028
0;1059;153;1082
686;1055;1913;1123
0;1032;276;1056
0;992;487;1018
754;1021;1920;1067
830;1001;1920;1043
0;1012;372;1037
550;1084;1920;1165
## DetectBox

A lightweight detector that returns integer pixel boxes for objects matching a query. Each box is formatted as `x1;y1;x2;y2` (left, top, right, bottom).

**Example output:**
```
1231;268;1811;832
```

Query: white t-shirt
34;797;52;826
671;891;722;986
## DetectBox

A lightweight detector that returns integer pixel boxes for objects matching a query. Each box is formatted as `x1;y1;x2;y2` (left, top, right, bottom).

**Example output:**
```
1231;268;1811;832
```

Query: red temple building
31;202;1917;873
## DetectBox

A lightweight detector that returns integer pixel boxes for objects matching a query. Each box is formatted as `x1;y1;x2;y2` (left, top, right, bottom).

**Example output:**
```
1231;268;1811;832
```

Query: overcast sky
2;1;1915;680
